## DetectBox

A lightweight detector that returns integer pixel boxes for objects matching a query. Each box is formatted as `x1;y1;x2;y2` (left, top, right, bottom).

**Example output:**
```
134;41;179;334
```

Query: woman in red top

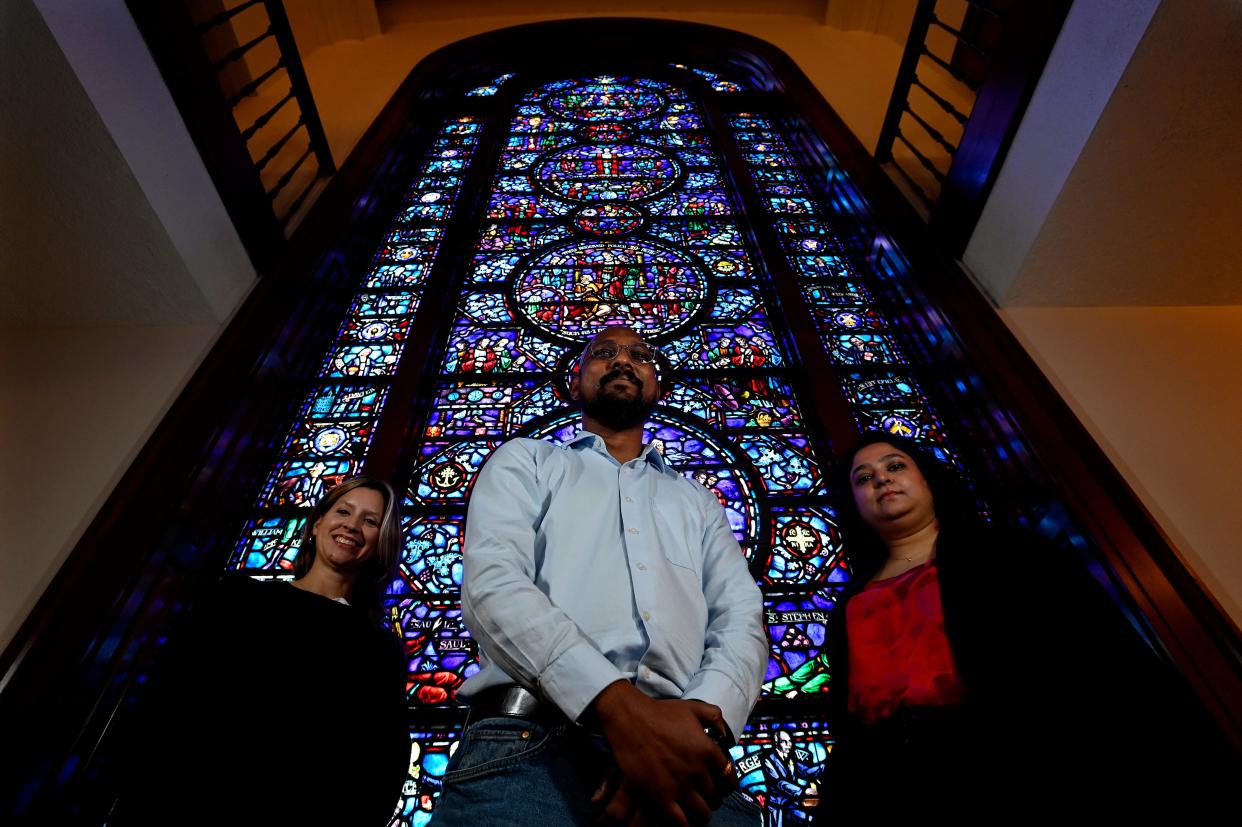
817;432;1220;820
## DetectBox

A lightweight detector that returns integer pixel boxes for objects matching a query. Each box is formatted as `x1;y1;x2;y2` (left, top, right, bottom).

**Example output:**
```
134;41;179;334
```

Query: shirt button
636;563;647;571
642;611;651;621
628;527;639;535
642;667;653;679
625;496;633;502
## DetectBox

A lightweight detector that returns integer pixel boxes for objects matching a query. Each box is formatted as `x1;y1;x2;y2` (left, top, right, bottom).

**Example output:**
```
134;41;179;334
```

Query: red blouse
846;561;965;724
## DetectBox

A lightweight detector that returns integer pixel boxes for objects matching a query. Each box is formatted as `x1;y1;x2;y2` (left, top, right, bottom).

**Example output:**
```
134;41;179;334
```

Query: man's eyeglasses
586;342;661;365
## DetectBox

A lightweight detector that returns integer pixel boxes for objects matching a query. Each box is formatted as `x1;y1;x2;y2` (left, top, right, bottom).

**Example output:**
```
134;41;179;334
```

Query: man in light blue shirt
432;325;765;827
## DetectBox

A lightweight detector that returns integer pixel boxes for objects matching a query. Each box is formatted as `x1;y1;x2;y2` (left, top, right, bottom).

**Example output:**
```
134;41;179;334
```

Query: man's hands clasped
589;680;738;827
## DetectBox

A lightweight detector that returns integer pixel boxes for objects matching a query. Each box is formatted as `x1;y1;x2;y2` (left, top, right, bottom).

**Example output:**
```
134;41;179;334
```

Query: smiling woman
111;477;408;824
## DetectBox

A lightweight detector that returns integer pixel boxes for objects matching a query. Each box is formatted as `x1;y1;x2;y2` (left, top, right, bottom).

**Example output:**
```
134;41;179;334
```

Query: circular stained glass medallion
546;80;664;123
573;204;645;236
535;144;680;203
513;239;705;340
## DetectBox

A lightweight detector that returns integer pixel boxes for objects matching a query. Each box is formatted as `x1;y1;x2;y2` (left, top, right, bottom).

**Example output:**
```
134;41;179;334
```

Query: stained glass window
230;65;975;824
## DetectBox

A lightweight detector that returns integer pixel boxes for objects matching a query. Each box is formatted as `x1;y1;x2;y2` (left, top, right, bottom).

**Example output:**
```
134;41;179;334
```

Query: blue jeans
432;717;763;826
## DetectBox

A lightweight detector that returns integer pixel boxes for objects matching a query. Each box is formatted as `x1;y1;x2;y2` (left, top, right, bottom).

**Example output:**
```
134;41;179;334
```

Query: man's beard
582;371;654;431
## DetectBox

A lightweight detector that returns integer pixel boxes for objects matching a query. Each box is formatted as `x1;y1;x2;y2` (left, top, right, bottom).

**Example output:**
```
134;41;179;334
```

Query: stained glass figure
260;458;356;507
534;144;680;202
514;239;706;340
730;720;831;824
545;79;664;122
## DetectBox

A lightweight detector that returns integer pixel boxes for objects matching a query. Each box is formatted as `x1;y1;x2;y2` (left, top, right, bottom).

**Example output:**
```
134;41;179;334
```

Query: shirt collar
567;429;667;472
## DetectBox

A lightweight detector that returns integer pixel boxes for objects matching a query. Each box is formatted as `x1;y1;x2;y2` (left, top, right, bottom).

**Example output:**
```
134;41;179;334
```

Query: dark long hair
292;476;401;625
835;432;981;585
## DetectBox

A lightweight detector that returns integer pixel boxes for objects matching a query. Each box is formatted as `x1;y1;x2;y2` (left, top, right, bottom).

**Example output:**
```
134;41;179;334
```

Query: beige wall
1002;307;1242;624
1;0;252;651
968;0;1242;627
0;325;223;648
300;2;912;161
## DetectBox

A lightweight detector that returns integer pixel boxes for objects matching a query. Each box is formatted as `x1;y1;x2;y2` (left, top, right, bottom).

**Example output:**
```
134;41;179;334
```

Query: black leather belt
466;685;572;729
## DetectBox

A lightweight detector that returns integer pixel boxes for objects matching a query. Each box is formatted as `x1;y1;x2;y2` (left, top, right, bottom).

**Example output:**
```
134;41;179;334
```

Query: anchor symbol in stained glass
883;414;917;438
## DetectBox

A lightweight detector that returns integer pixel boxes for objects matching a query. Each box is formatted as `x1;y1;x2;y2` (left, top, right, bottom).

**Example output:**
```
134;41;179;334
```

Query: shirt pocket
650;495;702;574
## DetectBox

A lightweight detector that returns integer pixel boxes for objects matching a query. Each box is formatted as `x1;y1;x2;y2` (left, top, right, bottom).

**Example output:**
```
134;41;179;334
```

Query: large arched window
225;55;988;823
20;18;1229;827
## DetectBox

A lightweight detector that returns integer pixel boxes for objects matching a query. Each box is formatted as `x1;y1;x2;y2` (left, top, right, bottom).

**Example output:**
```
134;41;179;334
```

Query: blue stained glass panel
826;333;904;366
470;253;525;283
392;726;462;827
461;292;514;326
397;514;464;595
478;222;574;252
810;305;886;333
544;80;664;123
300;384;386;420
259;458;358;507
762;592;836;697
425;379;546;438
350;292;419;317
534;144;681;202
339;316;410;344
366;263;432;289
647;220;744;248
740;434;823;494
713;287;763;318
324;344;402;377
764;507;847;589
664;377;804;430
229;516;306;571
645;191;732;217
487;193;572;219
663;324;784;370
391;599;480;707
853;407;948;449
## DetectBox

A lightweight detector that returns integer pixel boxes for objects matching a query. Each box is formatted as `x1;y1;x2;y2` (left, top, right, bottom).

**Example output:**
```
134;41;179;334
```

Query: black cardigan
114;576;409;824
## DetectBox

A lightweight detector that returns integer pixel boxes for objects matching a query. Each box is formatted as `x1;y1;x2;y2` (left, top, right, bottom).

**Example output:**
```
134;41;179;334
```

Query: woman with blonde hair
116;476;409;824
